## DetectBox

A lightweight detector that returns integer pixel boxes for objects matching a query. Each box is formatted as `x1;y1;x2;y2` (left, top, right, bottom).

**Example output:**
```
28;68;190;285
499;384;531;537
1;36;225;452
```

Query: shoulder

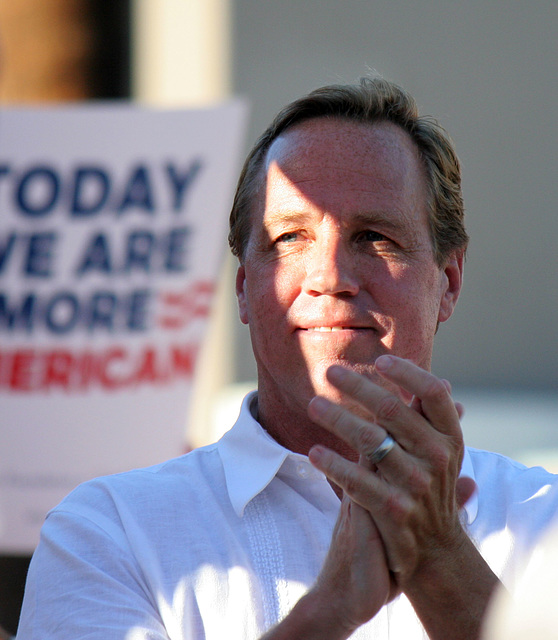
467;446;558;534
467;446;558;490
48;442;226;536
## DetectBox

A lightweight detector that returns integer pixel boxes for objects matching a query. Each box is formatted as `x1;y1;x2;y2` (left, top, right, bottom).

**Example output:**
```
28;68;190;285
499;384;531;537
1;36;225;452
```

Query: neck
255;391;358;463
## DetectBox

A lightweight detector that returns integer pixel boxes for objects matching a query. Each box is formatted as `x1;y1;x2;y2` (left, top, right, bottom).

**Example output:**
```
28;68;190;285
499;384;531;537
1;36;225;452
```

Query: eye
275;231;299;244
356;230;388;243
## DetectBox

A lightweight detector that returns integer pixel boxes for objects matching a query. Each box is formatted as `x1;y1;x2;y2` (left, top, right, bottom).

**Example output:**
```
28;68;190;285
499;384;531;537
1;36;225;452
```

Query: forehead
258;118;427;221
269;117;420;165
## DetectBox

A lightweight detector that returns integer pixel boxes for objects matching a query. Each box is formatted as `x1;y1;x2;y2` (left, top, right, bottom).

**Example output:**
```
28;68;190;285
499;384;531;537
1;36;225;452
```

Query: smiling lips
302;326;373;332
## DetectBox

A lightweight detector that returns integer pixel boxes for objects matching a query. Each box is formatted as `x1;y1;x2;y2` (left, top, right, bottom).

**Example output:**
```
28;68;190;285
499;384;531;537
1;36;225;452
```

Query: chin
309;358;407;409
308;366;369;412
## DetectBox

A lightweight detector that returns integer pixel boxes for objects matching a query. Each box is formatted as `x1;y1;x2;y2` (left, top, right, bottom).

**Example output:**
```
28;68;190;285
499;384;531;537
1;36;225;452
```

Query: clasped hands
305;355;477;636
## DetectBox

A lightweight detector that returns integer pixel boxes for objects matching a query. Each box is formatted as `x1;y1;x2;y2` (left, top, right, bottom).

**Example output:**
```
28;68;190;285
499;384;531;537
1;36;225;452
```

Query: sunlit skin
236;118;463;461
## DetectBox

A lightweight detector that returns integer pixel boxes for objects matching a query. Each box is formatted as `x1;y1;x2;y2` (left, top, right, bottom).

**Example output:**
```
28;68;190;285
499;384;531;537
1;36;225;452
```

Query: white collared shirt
17;392;558;639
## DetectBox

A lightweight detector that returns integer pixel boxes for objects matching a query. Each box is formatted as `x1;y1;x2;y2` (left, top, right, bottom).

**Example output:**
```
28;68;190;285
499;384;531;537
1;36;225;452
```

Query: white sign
0;100;248;552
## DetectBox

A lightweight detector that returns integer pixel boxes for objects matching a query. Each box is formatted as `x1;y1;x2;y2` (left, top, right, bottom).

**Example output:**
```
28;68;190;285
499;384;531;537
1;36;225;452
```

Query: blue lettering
117;165;154;214
71;166;111;216
0;294;36;331
45;292;80;334
17;166;60;216
0;233;17;273
165;227;191;272
87;292;117;332
1;161;203;218
25;232;57;277
0;165;10;195
76;233;112;275
0;289;153;335
127;289;150;330
124;231;156;272
166;160;202;212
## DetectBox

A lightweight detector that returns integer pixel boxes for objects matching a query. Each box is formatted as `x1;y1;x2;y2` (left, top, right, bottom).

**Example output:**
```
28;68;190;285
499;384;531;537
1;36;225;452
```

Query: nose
302;235;360;297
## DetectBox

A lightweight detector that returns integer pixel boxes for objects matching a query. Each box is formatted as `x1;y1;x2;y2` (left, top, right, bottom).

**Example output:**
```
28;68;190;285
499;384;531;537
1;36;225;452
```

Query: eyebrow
262;206;421;247
350;210;409;231
263;210;313;226
266;207;402;220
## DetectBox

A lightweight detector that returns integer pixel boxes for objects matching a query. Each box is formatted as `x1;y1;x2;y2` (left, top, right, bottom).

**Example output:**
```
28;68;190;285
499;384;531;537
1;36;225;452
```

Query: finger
309;444;390;511
411;382;464;420
374;356;461;438
309;397;448;502
323;365;435;452
410;394;423;416
456;476;477;510
310;445;417;575
320;494;395;623
314;365;464;487
308;396;405;469
441;379;465;420
310;444;426;533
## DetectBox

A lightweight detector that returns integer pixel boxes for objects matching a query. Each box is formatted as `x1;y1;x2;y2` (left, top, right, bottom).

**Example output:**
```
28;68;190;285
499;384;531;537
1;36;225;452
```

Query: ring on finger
365;434;396;465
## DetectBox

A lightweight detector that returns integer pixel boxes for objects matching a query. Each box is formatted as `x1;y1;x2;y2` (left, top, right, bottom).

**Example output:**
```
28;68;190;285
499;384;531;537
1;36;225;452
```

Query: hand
260;474;397;640
307;355;475;589
309;461;400;636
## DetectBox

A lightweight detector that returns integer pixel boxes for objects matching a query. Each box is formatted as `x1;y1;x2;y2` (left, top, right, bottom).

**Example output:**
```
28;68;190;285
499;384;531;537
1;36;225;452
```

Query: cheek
376;264;443;323
244;263;298;327
260;260;303;306
368;262;417;300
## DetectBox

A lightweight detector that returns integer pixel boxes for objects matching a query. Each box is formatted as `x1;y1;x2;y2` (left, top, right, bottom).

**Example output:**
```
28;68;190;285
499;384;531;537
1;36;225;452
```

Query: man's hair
228;76;468;266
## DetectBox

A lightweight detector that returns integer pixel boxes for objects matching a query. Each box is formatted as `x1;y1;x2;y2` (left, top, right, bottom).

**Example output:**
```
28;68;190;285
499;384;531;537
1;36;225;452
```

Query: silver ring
366;435;395;465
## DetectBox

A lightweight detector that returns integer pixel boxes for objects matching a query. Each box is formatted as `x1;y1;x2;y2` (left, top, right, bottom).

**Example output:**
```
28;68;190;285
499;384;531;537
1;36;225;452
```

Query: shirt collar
218;391;479;523
218;391;301;517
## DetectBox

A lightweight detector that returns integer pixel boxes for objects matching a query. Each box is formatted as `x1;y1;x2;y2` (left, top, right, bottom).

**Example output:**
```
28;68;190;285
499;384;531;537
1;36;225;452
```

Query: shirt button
296;463;310;478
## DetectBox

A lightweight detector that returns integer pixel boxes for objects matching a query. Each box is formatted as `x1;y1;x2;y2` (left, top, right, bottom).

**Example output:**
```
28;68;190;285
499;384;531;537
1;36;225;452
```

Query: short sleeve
16;502;170;640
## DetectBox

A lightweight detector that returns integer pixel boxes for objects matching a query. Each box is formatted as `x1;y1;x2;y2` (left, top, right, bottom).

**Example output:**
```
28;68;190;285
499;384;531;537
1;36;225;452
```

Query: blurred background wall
0;0;556;634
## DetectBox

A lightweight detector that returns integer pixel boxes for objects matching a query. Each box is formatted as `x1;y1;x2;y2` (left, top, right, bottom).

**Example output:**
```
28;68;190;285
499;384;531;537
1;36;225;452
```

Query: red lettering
76;351;97;389
0;343;199;393
171;344;198;377
42;350;74;389
158;280;214;330
133;347;169;385
10;350;35;391
98;347;128;390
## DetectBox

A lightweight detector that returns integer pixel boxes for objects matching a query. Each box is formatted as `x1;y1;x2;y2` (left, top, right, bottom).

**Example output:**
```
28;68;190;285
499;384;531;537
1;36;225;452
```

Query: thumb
456;476;477;510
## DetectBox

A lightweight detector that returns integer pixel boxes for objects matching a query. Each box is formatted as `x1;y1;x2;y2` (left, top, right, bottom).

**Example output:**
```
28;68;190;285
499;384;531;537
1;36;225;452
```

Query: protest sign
0;100;247;552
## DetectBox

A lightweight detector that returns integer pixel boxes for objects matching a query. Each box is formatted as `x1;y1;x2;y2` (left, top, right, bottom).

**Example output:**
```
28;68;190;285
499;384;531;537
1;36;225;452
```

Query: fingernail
375;355;393;372
326;365;349;382
308;445;323;465
309;396;329;417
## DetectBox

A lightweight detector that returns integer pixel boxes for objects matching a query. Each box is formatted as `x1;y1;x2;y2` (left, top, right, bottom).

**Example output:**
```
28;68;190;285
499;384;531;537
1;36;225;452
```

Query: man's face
236;118;462;416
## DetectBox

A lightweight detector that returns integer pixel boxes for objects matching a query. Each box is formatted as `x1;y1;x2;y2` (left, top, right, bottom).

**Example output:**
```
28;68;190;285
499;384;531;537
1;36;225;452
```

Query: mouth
304;326;352;332
301;326;375;332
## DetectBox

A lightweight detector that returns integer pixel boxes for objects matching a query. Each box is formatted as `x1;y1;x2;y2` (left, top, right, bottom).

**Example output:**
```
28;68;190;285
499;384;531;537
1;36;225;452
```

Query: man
16;77;558;639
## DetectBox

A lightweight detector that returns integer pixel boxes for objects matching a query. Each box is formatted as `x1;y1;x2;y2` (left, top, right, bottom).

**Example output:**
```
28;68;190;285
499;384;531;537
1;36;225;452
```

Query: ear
236;264;249;325
438;250;464;324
